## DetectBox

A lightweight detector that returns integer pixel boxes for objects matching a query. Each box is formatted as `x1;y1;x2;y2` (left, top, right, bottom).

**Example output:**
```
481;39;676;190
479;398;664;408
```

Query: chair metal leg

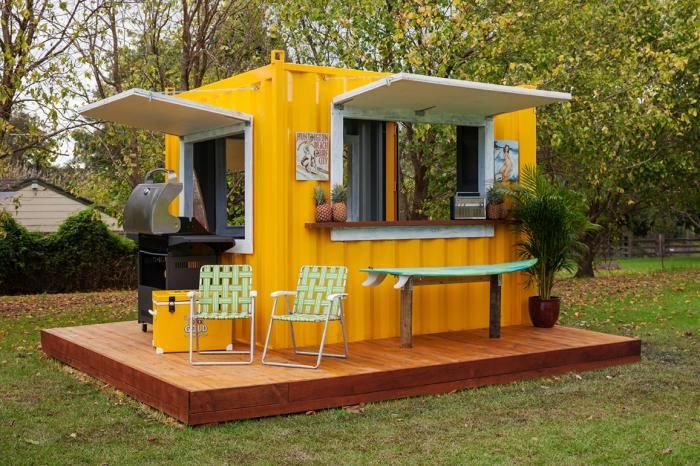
195;316;200;353
341;313;349;356
191;315;255;366
188;303;195;364
289;321;297;353
249;308;255;364
294;313;349;359
261;309;276;364
263;317;347;369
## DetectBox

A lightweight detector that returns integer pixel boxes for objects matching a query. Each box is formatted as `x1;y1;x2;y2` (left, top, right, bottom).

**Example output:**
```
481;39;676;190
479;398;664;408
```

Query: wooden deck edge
188;354;640;425
284;338;642;403
41;330;191;423
41;326;641;426
186;339;641;415
188;338;641;421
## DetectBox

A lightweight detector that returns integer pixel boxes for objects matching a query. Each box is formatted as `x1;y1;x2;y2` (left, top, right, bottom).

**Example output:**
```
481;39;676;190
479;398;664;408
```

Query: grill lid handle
145;168;178;184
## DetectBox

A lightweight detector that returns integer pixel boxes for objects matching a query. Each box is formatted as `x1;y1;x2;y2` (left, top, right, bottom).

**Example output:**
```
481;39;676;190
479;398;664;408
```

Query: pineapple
314;185;332;222
331;184;348;222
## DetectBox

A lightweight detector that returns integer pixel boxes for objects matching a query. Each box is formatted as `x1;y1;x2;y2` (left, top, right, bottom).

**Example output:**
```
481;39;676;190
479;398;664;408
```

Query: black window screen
192;137;244;238
343;119;386;221
456;126;479;194
193;139;219;231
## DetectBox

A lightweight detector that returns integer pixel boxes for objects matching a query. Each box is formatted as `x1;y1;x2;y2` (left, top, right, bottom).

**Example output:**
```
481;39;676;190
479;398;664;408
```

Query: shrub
0;211;47;293
0;208;136;294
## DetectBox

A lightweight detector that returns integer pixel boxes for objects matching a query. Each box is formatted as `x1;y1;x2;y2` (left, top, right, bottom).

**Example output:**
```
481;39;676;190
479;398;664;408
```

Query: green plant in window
226;170;245;226
397;122;456;220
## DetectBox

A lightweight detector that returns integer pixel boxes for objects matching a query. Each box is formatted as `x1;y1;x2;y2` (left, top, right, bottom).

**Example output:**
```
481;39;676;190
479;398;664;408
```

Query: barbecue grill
124;168;234;331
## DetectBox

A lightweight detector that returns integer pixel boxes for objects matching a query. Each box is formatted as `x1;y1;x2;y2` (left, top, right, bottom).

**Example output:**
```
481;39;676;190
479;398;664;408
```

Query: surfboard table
361;259;537;348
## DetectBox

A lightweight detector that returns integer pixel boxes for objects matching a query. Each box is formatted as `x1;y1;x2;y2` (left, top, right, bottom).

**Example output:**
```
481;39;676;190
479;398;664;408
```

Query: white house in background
0;178;121;233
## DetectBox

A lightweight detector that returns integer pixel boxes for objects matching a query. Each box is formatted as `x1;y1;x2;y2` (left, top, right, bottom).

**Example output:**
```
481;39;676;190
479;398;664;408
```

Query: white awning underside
78;88;251;136
333;73;571;120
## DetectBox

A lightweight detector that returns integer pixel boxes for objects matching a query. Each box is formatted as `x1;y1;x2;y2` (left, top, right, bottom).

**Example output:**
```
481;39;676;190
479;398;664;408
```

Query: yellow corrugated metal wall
166;52;536;348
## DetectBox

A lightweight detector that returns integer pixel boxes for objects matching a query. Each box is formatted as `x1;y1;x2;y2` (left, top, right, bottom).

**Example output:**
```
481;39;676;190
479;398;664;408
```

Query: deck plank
41;321;641;425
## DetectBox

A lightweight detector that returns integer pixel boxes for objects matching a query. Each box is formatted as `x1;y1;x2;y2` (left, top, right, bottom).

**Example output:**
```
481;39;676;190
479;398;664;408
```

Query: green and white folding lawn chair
188;264;256;365
262;265;349;369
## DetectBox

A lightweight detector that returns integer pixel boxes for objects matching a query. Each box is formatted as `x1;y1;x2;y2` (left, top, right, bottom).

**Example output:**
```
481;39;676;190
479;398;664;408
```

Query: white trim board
330;225;494;242
333;73;571;118
79;88;252;136
229;122;254;254
329;107;495;206
180;122;254;255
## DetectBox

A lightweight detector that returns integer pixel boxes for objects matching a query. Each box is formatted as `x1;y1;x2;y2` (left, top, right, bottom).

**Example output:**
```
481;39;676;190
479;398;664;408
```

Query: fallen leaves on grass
555;270;700;309
343;404;366;414
0;290;135;319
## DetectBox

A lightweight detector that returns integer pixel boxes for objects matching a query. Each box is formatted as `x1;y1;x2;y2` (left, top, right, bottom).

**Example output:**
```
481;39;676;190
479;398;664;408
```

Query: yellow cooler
150;290;232;354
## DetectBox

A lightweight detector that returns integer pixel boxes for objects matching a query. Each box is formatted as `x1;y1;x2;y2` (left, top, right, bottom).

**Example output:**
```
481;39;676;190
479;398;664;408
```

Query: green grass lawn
1;266;699;465
555;255;700;279
603;255;700;273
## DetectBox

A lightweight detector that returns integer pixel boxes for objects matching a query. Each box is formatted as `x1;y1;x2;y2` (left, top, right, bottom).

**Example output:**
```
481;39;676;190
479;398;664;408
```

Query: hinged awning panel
333;73;571;119
79;89;251;136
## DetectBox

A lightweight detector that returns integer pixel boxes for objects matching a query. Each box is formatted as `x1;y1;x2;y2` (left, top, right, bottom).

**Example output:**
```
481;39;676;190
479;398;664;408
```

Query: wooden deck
41;321;641;425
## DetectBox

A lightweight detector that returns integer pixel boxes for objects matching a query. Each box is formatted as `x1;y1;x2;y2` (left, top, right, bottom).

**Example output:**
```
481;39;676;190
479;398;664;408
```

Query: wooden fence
603;235;700;258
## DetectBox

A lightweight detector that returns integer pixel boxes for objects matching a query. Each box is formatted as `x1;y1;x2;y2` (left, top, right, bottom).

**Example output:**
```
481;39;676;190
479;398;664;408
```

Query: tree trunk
180;0;192;90
575;229;602;278
575;246;595;278
411;156;428;219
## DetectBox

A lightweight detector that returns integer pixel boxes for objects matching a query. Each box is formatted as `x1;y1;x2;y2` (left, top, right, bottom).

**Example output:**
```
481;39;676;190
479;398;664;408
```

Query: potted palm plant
507;166;597;327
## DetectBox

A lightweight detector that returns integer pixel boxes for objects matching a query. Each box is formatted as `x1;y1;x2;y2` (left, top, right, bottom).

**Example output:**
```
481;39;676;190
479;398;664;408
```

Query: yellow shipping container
81;50;570;350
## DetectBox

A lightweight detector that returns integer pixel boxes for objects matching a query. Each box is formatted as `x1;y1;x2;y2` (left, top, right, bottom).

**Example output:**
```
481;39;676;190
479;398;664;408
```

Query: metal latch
168;296;176;313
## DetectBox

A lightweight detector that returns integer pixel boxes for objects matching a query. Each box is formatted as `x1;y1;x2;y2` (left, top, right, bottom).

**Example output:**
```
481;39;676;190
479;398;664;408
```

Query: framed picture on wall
494;140;519;183
296;132;329;180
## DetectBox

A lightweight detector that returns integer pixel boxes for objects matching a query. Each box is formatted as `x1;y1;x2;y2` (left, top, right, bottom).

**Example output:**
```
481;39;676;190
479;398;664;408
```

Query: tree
0;0;95;164
269;0;700;272
0;112;58;170
270;0;513;219
525;0;700;276
70;0;271;219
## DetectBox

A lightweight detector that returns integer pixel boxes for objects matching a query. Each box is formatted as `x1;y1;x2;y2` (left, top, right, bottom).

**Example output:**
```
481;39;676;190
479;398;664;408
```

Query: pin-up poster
494;140;519;183
296;132;329;181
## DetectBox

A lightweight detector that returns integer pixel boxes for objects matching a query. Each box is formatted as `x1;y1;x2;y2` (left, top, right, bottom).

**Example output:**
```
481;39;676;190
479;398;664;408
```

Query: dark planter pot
486;202;507;219
528;296;561;328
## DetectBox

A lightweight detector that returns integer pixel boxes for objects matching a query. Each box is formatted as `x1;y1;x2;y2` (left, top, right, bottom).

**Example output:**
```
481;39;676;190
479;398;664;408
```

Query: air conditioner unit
450;193;486;219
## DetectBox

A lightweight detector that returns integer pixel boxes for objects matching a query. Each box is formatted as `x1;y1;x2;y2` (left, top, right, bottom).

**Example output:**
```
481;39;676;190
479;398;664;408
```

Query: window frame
330;105;495;225
178;121;254;254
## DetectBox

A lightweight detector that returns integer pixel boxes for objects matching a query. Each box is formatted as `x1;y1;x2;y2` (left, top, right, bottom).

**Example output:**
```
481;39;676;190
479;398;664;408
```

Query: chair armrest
250;290;257;298
327;293;348;301
271;290;296;298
